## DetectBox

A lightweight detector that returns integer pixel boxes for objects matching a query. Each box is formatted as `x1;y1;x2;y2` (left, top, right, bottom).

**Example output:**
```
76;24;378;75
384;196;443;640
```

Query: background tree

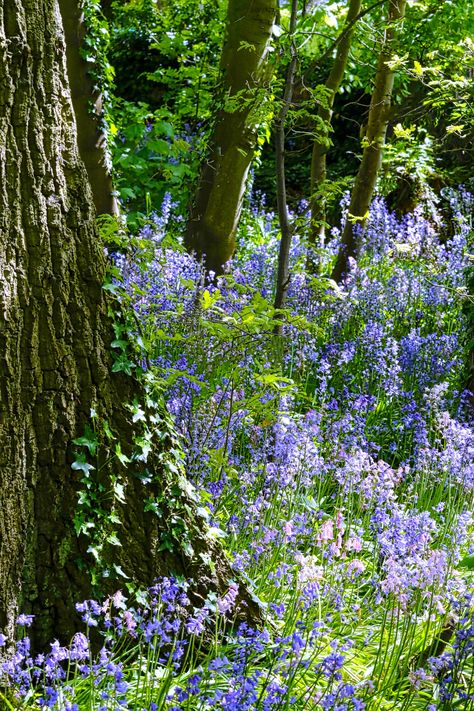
60;0;119;216
0;0;258;652
308;0;362;254
274;0;299;323
332;0;407;281
185;0;276;274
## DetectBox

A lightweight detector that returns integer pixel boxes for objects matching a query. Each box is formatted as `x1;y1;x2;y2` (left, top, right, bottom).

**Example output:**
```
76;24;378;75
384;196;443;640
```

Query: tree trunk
332;0;407;282
0;0;260;652
100;0;114;22
309;0;362;258
59;0;119;217
273;0;298;326
185;0;276;275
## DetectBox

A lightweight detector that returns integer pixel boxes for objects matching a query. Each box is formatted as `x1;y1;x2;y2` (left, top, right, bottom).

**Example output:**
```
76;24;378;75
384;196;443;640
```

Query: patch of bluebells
418;594;474;706
3;193;474;707
108;191;474;702
2;587;370;710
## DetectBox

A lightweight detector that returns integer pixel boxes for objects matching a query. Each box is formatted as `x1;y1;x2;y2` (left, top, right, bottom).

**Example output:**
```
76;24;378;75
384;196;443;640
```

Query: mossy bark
332;0;407;282
185;0;276;275
309;0;362;256
0;0;260;652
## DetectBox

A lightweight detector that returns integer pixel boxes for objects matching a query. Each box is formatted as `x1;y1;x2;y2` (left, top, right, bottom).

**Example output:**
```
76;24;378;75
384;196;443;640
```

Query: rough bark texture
309;0;362;256
332;0;407;282
0;0;260;652
58;0;119;217
273;0;298;324
185;0;276;275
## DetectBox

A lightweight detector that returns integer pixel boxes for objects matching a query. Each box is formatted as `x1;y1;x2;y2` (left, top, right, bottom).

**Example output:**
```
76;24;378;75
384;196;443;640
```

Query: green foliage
104;0;225;222
51;198;473;709
381;125;436;195
109;100;196;227
71;411;127;588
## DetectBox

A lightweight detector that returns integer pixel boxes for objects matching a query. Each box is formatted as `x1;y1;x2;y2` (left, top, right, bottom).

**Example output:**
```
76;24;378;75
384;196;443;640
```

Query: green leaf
413;60;424;76
113;564;130;579
158;538;174;553
182;541;194;557
72;426;98;455
112;354;135;375
111;339;129;351
119;186;137;199
458;554;474;570
107;534;122;547
201;289;221;310
71;453;95;475
115;442;130;466
103;420;114;440
112;480;126;504
144;498;162;515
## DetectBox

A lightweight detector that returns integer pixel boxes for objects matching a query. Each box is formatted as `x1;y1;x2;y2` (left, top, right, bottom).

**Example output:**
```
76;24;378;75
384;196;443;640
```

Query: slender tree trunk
273;0;299;327
185;0;276;275
309;0;362;258
0;0;259;652
100;0;114;22
59;0;119;216
332;0;407;282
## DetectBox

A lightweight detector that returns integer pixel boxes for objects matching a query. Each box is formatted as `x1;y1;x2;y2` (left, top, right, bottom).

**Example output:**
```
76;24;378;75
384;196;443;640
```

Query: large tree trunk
309;0;362;257
0;0;259;652
185;0;276;275
332;0;407;282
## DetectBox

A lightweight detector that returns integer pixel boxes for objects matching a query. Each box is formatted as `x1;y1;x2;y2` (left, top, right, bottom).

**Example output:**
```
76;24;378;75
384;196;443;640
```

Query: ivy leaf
71;453;95;475
111;339;129;351
182;541;194;557
112;564;130;579
73;426;98;455
115;442;130;466
132;405;146;423
158;537;174;553
107;534;122;547
112;480;126;504
112;354;135;375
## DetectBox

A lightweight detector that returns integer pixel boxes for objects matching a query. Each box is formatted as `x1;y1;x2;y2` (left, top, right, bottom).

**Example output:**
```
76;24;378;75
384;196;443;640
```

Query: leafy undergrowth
2;192;474;710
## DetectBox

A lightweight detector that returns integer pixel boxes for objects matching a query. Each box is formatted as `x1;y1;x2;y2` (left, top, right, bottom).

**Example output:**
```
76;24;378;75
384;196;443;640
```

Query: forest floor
2;193;474;710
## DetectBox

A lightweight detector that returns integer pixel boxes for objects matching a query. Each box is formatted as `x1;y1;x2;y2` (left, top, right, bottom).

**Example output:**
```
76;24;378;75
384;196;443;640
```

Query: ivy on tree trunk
0;0;260;653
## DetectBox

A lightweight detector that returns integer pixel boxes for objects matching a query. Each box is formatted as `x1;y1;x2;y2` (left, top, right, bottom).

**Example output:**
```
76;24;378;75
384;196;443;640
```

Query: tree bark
332;0;407;282
273;0;298;326
0;0;260;652
309;0;362;258
185;0;276;275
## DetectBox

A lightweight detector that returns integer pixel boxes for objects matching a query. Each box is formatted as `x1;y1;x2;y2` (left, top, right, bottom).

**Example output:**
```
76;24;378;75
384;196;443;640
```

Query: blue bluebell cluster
1;190;473;708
